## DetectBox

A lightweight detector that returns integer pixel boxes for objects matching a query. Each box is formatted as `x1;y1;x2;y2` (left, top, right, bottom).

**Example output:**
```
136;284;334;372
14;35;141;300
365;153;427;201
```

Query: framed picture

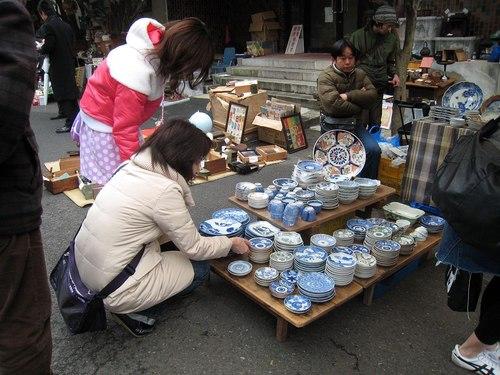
281;113;308;153
225;102;248;144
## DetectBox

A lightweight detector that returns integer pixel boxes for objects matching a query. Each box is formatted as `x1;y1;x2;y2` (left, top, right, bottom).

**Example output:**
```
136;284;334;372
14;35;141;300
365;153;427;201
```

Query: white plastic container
383;202;425;224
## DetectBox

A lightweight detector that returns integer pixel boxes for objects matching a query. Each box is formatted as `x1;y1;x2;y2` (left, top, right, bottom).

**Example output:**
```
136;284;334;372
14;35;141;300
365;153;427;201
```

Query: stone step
239;54;331;71
266;90;319;110
228;66;321;82
212;74;317;95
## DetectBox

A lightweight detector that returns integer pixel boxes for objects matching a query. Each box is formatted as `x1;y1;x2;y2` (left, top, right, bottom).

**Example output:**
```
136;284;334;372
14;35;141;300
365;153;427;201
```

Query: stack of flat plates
281;269;300;285
212;208;251;228
310;234;337;253
247;192;270;209
364;226;393;250
235;182;256;201
420;215;446;233
295;188;316;203
297;272;336;303
392;235;416;255
227;260;253;277
349;244;371;254
325;252;357;286
332;246;354;255
337;180;360;204
269;280;295;299
199;218;243;238
254;267;279;287
269;251;294;271
284;294;312;314
353;252;377;279
313;182;340;209
346;218;373;242
379;221;401;237
274;231;303;253
372;240;401;267
354;178;379;199
245;221;281;239
292;160;325;188
429;105;460;121
333;229;355;247
293;246;328;273
249;237;274;264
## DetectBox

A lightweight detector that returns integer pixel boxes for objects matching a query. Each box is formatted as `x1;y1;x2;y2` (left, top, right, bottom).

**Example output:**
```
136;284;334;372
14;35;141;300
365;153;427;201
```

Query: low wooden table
354;233;441;305
210;256;363;342
406;78;455;102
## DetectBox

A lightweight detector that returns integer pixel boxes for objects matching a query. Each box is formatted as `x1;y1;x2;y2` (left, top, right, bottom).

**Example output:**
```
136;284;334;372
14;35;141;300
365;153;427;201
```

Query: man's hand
389;74;400;87
340;93;348;101
230;237;251;254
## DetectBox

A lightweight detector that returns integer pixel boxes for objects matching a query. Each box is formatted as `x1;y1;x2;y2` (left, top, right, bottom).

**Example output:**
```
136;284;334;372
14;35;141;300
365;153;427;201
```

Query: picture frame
281;113;308;153
225;102;248;144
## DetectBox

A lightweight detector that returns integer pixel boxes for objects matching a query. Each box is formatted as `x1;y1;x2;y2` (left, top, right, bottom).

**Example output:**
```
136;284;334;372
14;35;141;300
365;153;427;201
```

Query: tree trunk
391;0;420;134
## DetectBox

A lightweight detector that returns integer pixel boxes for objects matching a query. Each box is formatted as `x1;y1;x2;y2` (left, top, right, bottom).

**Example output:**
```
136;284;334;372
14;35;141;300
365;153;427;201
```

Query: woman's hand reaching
230;237;251;254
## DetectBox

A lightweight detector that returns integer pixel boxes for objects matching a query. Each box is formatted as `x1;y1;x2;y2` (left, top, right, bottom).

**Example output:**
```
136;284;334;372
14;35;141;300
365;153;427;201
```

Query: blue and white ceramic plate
380;221;400;234
284;294;312;313
273;178;298;190
374;240;401;252
327;253;357;268
199;218;242;236
212;208;250;224
281;269;300;284
294;246;328;264
349;244;371;254
442;82;484;113
254;267;279;281
310;234;336;248
227;260;252;276
297;272;335;294
347;219;373;233
246;221;281;238
249;237;273;250
420;215;446;227
297;160;324;173
366;218;387;226
332;246;354;255
270;281;294;295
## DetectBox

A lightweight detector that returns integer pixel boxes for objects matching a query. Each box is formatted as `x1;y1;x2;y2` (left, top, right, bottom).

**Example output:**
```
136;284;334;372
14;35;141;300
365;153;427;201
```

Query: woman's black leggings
475;276;500;345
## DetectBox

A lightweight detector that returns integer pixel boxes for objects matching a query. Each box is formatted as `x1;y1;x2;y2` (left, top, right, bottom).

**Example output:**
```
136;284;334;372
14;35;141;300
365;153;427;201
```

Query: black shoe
50;114;67;120
55;125;71;133
110;313;155;337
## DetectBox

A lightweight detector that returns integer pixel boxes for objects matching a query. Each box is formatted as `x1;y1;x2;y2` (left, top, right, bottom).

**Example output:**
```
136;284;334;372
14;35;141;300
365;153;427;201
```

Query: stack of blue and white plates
310;234;336;253
284;294;312;314
392;235;416;255
281;269;300;285
292;160;325;188
337;181;360;204
294;188;315;203
349;244;371;254
354;178;379;199
353;252;377;279
227;260;253;277
273;178;298;191
333;229;355;247
379;221;401;236
247;192;270;209
346;218;373;242
269;280;294;299
419;215;446;233
325;253;357;286
254;267;279;287
235;182;256;201
269;251;294;271
245;221;281;239
297;272;336;303
332;246;354;255
212;208;251;228
249;237;274;263
293;246;328;273
364;225;393;250
199;218;243;238
372;240;401;266
274;231;303;253
313;182;339;209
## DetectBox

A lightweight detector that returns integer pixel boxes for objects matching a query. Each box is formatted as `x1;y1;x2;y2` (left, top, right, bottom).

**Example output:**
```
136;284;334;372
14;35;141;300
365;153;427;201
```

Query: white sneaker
452;345;499;374
485;344;500;362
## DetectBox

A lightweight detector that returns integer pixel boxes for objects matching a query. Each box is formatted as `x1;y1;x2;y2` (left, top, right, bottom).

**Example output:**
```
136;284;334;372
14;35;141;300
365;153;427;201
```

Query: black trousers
475;276;500;345
59;99;79;128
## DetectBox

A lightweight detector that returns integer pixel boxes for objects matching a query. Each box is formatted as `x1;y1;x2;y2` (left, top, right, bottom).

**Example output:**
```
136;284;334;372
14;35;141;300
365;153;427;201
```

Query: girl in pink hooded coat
72;17;213;184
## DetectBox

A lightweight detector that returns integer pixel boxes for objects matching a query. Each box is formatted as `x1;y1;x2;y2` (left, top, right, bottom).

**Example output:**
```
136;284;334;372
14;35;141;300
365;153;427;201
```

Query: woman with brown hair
71;17;214;185
73;118;250;337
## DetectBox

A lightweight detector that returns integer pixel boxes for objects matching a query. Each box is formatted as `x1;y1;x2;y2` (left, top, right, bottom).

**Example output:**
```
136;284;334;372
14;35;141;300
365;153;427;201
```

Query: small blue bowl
308;199;323;214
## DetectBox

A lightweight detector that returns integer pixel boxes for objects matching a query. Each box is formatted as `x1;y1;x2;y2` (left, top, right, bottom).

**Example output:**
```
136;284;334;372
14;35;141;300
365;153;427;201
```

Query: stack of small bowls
354;178;379;199
295;188;315;204
292;160;325;188
419;215;446;234
235;182;256;201
313;182;340;210
346;218;373;242
333;229;355;247
325;253;357;286
364;226;393;250
247;192;269;209
310;234;337;253
353;252;377;279
293;246;328;273
269;251;294;271
392;235;416;255
254;267;279;287
248;237;274;263
337;181;360;204
274;231;303;253
269;280;295;299
372;240;401;267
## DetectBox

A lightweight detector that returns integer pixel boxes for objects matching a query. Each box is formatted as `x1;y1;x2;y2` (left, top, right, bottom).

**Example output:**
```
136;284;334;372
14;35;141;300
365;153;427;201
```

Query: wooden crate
204;150;227;174
256;145;287;162
378;157;405;195
43;155;80;194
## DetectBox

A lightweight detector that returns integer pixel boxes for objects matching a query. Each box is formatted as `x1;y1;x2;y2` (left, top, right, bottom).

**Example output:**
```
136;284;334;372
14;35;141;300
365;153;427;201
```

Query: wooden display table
210;256;363;342
354;233;441;305
406;78;455;102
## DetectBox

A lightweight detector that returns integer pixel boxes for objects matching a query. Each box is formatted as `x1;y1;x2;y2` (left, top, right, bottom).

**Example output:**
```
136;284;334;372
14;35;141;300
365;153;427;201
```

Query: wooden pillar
276;317;289;342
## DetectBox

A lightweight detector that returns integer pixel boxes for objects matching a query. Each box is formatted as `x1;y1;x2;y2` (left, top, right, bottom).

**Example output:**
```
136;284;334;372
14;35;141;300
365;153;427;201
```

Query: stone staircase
212;53;331;109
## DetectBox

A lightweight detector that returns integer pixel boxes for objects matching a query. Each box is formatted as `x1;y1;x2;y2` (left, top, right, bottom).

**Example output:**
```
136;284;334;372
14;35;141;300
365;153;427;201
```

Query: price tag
200;160;205;168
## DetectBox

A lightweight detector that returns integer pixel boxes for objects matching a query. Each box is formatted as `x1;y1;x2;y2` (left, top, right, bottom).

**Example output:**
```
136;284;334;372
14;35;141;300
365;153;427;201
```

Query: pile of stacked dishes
349;244;371;254
284;294;312;314
292;160;325;188
419;215;446;233
313;182;340;209
212;208;250;229
297;272;336;303
235;182;256;201
353;252;377;279
273;178;298;191
332;246;354;255
372;240;401;266
333;229;355;246
199;218;243;238
245;221;281;239
295;188;315;204
364;226;393;250
380;221;401;236
274;231;303;253
366;217;387;226
325;174;350;184
392;235;416;255
293;246;328;273
254;267;279;287
325;252;357;286
354;178;379;199
269;281;294;299
281;269;299;285
346;218;373;242
227;260;253;277
248;237;274;264
310;234;336;253
337;180;360;204
247;192;269;209
269;251;294;271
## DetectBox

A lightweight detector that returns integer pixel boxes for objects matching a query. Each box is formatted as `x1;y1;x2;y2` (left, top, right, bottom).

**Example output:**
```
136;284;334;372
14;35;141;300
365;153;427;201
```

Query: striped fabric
401;118;474;205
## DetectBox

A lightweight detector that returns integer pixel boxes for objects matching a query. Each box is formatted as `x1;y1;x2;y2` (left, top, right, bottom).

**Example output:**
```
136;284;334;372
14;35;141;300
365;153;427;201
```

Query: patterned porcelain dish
249;237;274;251
227;260;253;277
297;160;324;173
281;269;300;284
284;294;312;314
297;272;335;295
212;207;250;225
294;246;328;264
273;178;298;190
199;218;242;236
313;130;366;178
442;81;484;113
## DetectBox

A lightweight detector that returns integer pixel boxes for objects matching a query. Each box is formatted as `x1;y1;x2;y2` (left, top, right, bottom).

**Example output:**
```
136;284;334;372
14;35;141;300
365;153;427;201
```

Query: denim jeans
177;260;210;296
320;116;381;179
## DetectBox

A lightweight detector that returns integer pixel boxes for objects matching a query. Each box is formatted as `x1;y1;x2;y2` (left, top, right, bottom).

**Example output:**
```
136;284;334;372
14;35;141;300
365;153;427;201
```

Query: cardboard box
234;80;258;95
203;150;227;174
207;89;268;135
378;157;406;195
237;150;263;164
249;12;281;42
251;11;277;24
43;155;80;194
254;116;287;148
246;41;278;56
255;145;288;162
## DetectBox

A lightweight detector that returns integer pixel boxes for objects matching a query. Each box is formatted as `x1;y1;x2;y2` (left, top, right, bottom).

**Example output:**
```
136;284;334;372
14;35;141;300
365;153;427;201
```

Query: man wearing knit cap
349;4;400;127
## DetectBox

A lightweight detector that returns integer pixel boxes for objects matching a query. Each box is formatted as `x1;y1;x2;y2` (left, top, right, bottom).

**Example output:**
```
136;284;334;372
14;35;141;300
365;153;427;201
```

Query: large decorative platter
442;82;483;113
199;218;241;236
313;130;366;178
480;95;500;117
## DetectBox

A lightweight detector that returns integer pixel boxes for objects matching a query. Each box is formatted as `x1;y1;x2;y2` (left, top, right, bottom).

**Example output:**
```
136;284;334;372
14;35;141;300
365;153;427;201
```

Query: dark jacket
317;65;378;118
0;0;43;236
39;14;78;101
349;26;399;91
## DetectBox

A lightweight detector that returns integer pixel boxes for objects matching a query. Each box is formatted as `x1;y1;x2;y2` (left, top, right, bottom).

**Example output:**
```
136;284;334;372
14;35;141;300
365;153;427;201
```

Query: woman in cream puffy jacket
74;119;250;336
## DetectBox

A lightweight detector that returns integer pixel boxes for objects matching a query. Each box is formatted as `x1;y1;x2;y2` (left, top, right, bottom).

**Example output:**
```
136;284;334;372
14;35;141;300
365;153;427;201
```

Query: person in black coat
37;0;79;133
